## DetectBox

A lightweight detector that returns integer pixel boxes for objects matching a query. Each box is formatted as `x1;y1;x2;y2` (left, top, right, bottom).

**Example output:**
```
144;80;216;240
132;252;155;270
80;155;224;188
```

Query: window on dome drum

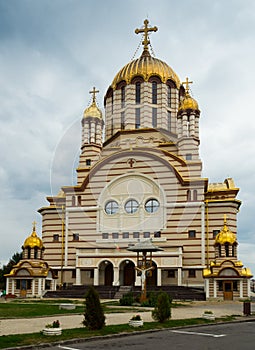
152;108;157;127
78;195;82;206
53;234;59;242
152;82;157;104
123;232;129;239
213;230;220;238
112;232;119;239
188;230;196;238
188;269;196;278
187;190;191;201
121;86;125;108
135;108;140;129
125;199;139;214
167;86;171;107
136;82;141;104
73;233;79;241
167;111;171;131
121;111;125;129
111;94;114;113
145;199;160;213
105;200;119;215
102;232;109;239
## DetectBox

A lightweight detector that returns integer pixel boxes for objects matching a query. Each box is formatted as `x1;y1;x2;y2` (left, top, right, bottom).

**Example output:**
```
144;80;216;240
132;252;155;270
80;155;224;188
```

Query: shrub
83;286;105;330
119;292;134;306
152;292;171;323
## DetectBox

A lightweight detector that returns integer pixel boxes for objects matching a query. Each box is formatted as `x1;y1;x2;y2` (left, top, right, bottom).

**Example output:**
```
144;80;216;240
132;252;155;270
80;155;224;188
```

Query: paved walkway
0;301;251;336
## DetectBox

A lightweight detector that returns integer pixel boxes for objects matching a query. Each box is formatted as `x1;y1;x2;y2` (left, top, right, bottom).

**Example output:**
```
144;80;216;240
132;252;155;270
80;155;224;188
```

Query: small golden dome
83;87;102;119
111;53;181;89
83;100;102;119
178;93;199;112
215;216;237;245
23;223;44;249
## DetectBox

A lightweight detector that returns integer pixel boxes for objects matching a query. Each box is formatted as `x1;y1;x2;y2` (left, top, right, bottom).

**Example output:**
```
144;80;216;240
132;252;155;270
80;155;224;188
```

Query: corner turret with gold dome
5;222;57;297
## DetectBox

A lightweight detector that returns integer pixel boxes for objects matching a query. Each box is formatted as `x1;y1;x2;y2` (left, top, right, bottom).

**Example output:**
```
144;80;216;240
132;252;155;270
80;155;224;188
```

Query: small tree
83;286;105;330
152;292;171;323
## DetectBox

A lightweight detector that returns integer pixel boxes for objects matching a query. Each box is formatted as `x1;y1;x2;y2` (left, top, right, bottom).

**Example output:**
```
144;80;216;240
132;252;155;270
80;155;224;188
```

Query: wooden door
223;281;233;300
104;264;113;286
124;263;135;285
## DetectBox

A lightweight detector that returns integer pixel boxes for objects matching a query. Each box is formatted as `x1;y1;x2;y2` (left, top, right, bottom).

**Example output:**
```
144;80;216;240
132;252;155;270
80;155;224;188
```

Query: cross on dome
135;19;158;52
182;77;193;94
32;221;37;231
89;87;99;103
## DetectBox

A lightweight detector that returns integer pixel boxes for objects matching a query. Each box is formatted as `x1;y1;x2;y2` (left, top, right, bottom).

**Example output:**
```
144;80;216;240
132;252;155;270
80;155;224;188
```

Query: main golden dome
111;53;181;89
23;225;44;249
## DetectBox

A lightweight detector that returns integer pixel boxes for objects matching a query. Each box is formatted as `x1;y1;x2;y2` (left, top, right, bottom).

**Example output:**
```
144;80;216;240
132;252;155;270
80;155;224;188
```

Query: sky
1;0;255;274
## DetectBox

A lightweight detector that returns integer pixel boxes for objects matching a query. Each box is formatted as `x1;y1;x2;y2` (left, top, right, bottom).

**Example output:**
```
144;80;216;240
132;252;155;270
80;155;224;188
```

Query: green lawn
0;301;84;318
0;317;235;349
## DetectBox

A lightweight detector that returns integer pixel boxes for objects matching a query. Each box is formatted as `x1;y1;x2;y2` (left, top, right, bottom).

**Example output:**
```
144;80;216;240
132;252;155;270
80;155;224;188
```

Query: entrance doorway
223;281;233;300
104;263;113;286
123;261;135;285
146;262;157;286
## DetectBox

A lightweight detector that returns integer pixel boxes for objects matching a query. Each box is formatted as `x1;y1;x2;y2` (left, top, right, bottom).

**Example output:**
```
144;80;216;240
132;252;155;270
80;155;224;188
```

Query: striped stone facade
38;22;251;299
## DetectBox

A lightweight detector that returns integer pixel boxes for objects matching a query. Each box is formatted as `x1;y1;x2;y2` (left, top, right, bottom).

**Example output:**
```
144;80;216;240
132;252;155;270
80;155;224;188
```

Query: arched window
167;85;171;107
121;86;125;108
187;190;191;201
72;196;75;206
193;190;197;201
78;195;82;206
34;247;38;259
152;82;157;104
136;82;141;104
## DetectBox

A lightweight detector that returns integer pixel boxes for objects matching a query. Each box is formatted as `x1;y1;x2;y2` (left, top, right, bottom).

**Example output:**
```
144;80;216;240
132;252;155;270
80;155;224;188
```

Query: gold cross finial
89;87;99;103
135;19;158;52
182;77;193;94
32;221;37;231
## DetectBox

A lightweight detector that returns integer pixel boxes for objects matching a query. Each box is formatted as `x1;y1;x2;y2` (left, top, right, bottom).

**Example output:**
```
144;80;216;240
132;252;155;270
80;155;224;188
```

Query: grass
0;317;236;349
0;302;84;318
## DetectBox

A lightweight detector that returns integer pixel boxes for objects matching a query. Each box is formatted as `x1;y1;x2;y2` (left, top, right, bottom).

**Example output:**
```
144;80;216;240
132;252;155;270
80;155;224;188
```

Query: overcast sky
1;0;255;274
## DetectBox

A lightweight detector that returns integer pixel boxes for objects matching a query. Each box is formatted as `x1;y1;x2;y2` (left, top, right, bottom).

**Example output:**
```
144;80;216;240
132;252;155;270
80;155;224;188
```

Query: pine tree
83;286;105;330
152;292;171;323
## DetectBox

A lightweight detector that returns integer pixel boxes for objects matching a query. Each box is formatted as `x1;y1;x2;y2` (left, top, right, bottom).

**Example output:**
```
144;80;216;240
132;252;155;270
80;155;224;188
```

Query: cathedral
6;20;252;300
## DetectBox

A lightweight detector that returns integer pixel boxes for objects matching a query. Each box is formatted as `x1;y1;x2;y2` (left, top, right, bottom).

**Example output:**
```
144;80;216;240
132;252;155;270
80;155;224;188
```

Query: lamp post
127;239;163;303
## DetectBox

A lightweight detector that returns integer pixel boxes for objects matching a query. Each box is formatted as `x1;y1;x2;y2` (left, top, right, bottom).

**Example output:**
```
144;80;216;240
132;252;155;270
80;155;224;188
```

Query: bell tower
77;88;104;184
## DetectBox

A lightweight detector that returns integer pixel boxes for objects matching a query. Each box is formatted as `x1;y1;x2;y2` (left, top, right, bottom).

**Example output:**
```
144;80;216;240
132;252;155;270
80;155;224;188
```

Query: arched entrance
146;261;157;286
119;260;135;286
99;261;114;286
105;263;113;286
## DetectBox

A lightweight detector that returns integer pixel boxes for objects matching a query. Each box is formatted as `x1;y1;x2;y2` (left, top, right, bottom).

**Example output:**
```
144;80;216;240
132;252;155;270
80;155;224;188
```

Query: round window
125;199;139;214
145;199;160;213
105;200;119;215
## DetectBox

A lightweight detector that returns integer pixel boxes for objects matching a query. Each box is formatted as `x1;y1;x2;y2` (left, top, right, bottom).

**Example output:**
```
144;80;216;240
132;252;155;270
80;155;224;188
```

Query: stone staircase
113;285;132;299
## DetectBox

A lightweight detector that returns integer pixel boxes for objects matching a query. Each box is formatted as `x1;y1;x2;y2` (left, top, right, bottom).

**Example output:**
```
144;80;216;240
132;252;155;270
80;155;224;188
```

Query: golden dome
23;224;44;249
83;87;102;119
83;100;102;119
111;52;181;89
178;93;199;112
215;216;237;245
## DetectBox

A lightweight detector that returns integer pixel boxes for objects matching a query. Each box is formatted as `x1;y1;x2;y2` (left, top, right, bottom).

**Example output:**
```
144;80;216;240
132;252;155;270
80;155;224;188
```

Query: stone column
94;267;99;286
76;268;81;285
113;266;119;286
177;268;182;286
157;268;162;286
